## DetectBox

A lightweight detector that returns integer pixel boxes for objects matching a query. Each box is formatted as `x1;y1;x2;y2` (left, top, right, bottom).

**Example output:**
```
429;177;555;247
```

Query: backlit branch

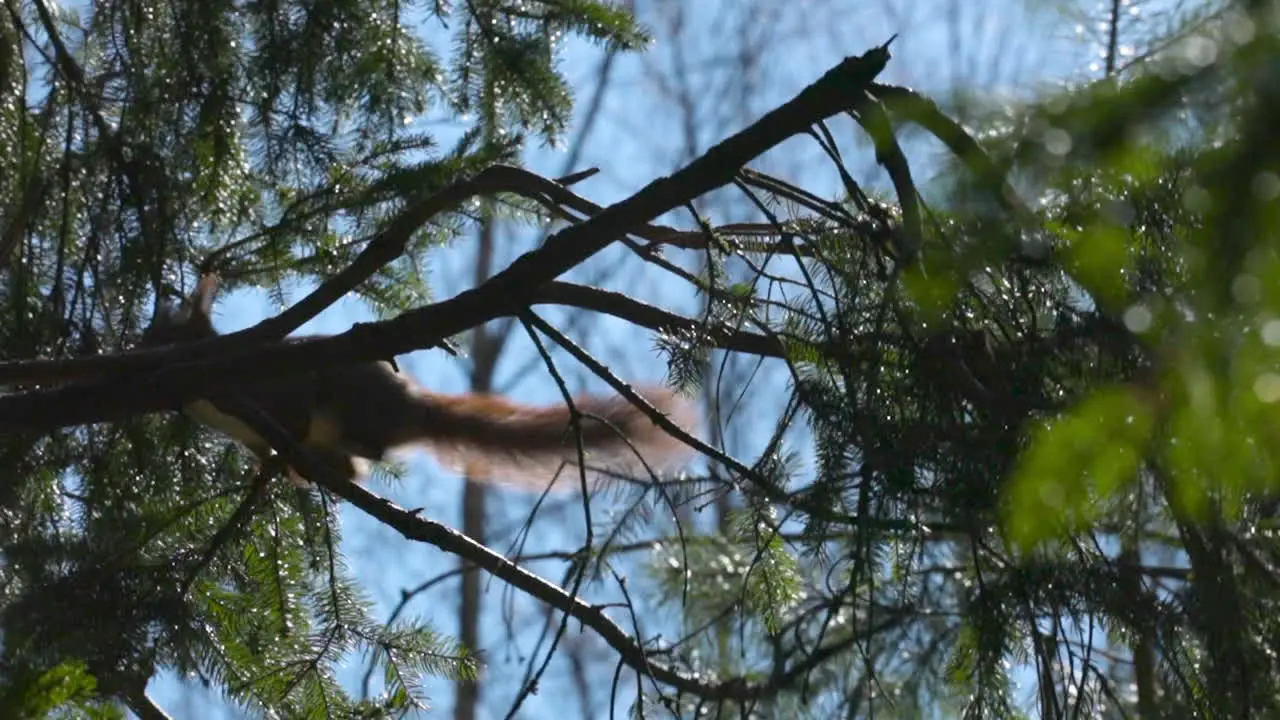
0;43;895;435
222;388;895;704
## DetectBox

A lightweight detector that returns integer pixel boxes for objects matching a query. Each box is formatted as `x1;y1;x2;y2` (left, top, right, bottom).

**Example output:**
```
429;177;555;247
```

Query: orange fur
405;385;698;490
143;273;700;491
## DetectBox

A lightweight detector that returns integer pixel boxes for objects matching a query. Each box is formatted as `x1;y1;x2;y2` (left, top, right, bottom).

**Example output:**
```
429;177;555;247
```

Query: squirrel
141;274;697;490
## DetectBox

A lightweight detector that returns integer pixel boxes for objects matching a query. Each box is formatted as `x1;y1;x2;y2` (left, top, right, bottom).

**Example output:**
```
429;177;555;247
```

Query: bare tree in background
455;211;498;720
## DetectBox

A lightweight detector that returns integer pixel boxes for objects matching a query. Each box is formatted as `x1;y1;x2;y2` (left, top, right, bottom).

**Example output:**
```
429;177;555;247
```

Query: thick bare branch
0;45;894;435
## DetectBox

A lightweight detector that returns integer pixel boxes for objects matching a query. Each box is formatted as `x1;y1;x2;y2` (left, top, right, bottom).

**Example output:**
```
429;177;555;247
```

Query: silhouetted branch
222;384;902;704
126;690;174;720
0;43;895;435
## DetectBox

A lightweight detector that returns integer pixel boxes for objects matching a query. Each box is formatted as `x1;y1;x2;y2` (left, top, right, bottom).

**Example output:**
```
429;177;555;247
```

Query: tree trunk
455;213;499;720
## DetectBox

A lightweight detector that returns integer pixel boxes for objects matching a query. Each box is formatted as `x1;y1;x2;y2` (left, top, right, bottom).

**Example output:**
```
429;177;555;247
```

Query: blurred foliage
0;0;646;716
641;0;1280;718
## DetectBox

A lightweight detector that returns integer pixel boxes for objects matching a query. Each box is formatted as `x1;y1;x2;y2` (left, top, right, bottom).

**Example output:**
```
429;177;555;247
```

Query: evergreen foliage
0;0;646;716
3;0;1280;718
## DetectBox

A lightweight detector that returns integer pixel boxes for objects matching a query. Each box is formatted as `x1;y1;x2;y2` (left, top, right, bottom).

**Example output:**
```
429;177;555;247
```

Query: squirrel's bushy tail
401;386;698;490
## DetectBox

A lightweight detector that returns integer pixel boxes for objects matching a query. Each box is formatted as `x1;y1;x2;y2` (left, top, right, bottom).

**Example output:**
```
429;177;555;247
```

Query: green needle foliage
640;3;1280;718
0;0;646;716
6;0;1280;717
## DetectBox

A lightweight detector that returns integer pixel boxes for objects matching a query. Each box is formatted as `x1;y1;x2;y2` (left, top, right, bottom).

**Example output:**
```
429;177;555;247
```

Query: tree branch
0;44;894;435
217;388;880;704
125;690;173;720
531;282;790;357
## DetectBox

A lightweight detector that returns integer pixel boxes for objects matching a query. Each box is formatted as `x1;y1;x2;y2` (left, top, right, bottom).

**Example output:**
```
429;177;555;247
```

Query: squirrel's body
143;275;695;489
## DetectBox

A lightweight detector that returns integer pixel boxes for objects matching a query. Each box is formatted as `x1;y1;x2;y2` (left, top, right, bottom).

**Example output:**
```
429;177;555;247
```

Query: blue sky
130;0;1153;717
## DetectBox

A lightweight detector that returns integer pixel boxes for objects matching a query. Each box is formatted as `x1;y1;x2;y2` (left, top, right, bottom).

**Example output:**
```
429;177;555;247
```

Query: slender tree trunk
455;213;499;720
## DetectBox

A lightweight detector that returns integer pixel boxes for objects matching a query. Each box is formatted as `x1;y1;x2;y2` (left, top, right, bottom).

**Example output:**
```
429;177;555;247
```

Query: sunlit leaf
1006;385;1154;549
